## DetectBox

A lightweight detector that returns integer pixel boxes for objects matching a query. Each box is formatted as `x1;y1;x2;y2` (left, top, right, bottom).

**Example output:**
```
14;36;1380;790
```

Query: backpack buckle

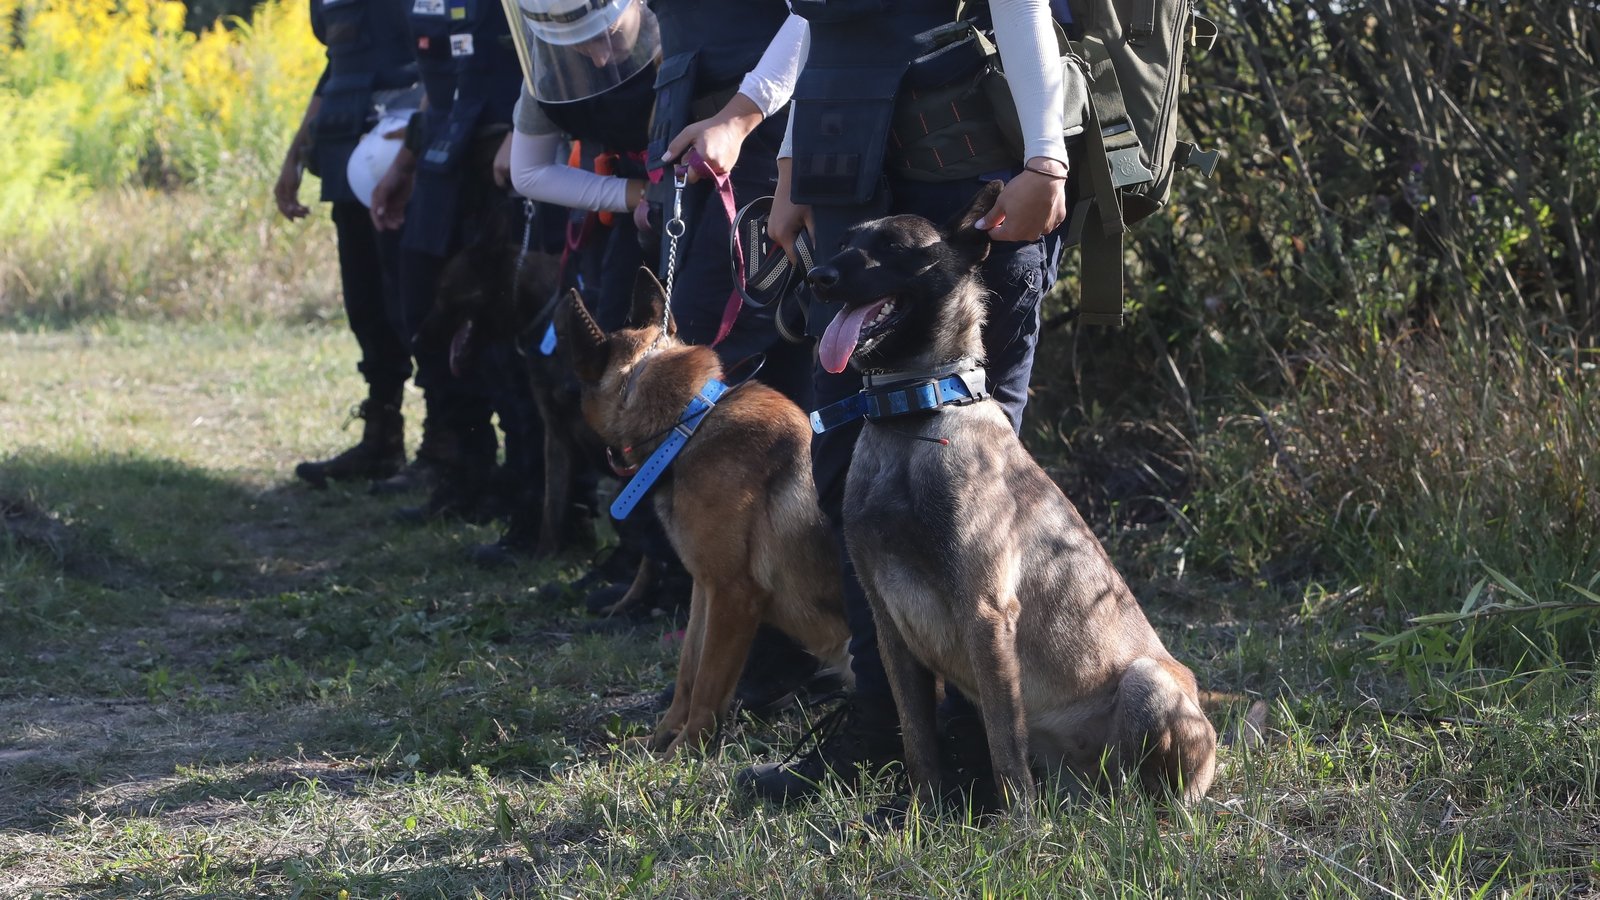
1174;141;1220;178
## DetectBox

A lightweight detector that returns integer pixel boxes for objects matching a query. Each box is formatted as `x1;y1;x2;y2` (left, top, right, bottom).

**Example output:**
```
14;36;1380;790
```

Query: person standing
368;0;533;525
277;0;418;488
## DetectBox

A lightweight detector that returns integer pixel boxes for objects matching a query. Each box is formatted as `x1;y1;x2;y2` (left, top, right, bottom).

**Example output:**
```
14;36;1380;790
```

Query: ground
1;322;1595;898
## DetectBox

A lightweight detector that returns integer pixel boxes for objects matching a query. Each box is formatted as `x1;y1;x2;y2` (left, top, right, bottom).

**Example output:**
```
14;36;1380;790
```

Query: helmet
519;0;628;45
346;113;413;208
503;0;659;103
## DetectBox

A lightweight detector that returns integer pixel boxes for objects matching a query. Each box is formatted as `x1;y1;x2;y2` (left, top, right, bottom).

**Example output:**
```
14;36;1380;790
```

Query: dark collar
809;357;989;434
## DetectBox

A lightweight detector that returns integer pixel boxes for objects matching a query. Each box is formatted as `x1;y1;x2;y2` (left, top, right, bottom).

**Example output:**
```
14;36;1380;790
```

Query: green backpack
1057;0;1220;325
892;1;1220;326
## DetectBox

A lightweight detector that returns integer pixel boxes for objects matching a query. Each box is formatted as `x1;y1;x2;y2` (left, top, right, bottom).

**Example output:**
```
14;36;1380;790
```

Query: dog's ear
556;288;610;382
943;179;1004;266
628;267;677;337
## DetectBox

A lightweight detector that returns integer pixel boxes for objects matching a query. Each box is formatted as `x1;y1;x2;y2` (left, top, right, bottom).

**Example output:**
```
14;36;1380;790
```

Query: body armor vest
536;60;657;158
645;0;791;172
402;0;522;256
311;0;417;202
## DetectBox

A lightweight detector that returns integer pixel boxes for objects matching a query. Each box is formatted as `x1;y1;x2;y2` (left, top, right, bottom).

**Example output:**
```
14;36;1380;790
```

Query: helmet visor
503;0;660;104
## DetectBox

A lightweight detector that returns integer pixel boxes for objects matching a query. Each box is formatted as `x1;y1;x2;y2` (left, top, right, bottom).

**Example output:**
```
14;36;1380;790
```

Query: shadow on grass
0;450;671;845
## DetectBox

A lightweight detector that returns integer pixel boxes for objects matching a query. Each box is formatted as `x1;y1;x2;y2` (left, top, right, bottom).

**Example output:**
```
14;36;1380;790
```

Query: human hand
369;150;416;231
767;157;813;265
975;157;1069;242
274;157;310;221
661;93;763;183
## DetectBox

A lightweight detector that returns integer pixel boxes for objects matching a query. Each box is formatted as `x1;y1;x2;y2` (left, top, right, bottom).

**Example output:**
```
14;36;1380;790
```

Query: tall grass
0;0;333;324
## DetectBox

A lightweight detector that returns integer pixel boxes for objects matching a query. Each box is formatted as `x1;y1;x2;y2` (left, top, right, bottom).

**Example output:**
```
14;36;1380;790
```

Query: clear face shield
501;0;661;104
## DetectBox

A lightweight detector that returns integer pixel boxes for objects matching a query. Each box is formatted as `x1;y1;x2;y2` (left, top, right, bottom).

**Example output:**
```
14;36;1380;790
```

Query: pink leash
672;149;746;347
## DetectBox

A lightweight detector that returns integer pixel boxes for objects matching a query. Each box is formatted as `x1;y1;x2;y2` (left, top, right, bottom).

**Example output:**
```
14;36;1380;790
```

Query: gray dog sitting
808;181;1218;810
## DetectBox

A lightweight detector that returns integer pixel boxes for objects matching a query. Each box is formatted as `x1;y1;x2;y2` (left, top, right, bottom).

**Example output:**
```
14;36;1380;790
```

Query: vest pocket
789;66;904;206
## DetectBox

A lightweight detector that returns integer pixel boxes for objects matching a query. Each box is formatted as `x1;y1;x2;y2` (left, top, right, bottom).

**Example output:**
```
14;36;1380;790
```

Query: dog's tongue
449;320;474;378
819;298;890;374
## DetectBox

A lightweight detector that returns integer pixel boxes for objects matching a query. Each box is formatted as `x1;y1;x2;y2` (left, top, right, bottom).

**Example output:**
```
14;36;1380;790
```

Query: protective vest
536;61;657;160
310;0;417;202
403;0;523;256
646;0;791;174
790;0;997;208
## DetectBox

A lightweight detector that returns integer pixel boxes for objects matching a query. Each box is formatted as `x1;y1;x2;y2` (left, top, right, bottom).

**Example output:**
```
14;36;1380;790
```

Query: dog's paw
649;725;681;754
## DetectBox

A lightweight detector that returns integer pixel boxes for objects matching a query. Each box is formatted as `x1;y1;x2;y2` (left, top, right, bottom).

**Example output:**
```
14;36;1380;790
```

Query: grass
2;320;1597;898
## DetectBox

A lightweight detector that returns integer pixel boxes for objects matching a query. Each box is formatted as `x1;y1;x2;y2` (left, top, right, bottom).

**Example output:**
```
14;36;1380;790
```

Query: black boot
469;487;541;568
394;419;496;524
295;387;405;488
735;693;903;804
370;415;452;496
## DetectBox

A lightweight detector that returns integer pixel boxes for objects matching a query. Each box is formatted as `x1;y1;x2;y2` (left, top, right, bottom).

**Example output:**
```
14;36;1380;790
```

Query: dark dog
418;208;600;558
810;181;1217;808
558;269;851;753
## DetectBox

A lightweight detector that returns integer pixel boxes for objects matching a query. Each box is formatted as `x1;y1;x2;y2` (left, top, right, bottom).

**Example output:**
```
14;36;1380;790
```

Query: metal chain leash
511;198;535;301
659;168;689;337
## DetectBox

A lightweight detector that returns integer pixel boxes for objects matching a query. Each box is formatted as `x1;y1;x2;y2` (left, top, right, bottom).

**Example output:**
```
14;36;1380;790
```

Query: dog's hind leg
1113;658;1218;803
961;592;1036;810
599;555;658;618
652;581;707;753
873;602;941;805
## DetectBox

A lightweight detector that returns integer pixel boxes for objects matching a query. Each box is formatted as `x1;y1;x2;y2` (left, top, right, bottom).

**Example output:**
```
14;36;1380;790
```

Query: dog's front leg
963;593;1036;810
874;604;940;806
652;581;707;753
662;578;763;755
535;429;572;557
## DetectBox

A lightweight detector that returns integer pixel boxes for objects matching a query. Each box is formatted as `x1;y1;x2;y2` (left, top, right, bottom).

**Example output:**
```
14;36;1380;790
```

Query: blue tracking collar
809;358;989;434
610;378;729;520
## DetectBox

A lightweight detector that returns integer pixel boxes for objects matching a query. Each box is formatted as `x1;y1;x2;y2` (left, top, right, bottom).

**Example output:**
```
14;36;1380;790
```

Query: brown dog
809;182;1217;808
557;269;852;753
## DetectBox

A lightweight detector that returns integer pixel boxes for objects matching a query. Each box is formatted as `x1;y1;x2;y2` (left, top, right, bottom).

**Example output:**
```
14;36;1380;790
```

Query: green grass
2;321;1597;898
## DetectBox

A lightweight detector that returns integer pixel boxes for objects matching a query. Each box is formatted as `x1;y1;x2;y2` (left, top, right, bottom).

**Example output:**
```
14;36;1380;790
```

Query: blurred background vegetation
0;0;331;321
0;0;1595;683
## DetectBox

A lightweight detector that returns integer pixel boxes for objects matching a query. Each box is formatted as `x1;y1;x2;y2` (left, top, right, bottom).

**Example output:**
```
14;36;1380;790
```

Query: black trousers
330;200;412;393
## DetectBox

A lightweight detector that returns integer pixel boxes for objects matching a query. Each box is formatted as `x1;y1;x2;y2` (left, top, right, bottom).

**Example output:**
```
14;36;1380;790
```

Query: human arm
977;0;1069;241
661;13;808;178
767;18;812;262
369;144;416;230
508;88;643;213
274;89;321;221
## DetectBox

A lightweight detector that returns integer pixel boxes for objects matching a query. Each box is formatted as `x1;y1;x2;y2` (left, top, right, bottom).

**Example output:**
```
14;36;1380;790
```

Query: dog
557;268;852;753
417;203;602;558
809;181;1217;808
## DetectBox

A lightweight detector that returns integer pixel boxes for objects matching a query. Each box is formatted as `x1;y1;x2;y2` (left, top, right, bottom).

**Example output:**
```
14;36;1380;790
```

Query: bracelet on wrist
1022;163;1069;180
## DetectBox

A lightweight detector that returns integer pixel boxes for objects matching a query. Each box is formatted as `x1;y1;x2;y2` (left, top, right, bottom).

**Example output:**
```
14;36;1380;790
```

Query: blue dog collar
809;359;989;434
610;377;729;519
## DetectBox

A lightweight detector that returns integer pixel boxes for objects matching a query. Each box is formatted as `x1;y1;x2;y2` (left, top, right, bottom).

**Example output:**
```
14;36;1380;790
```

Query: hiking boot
469;498;540;568
295;388;404;488
583;554;694;619
656;664;847;718
370;420;452;496
393;470;494;524
394;419;496;524
939;708;1001;813
736;694;903;804
732;627;837;719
